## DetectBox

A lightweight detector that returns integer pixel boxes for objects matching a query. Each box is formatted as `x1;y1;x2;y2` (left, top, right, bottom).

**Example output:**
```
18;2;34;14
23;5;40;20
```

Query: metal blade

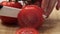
0;6;21;18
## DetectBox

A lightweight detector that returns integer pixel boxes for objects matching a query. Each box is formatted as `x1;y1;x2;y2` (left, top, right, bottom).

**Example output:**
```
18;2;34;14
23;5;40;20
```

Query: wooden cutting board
0;7;60;34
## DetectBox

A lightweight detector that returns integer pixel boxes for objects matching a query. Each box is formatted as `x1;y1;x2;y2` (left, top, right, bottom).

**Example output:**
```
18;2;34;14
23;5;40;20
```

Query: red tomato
1;16;18;26
18;5;44;28
1;1;22;8
0;1;22;26
16;28;39;34
9;1;22;9
1;1;8;6
6;2;15;7
14;2;22;9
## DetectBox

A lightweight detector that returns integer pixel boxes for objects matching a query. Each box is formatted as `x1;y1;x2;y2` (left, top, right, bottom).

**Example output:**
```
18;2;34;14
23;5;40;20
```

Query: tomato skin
0;1;22;26
0;1;8;6
14;2;22;9
16;28;39;34
0;1;22;8
18;5;44;28
1;16;18;26
7;2;22;9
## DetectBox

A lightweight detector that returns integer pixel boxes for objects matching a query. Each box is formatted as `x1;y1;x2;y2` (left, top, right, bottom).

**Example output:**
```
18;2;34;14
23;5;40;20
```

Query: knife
0;5;21;18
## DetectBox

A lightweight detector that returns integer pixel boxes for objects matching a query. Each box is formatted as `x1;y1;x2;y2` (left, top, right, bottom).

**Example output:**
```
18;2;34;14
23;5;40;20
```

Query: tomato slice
16;28;39;34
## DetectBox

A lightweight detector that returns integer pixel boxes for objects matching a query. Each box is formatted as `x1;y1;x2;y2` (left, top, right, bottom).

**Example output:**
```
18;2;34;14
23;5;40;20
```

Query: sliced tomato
16;28;39;34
